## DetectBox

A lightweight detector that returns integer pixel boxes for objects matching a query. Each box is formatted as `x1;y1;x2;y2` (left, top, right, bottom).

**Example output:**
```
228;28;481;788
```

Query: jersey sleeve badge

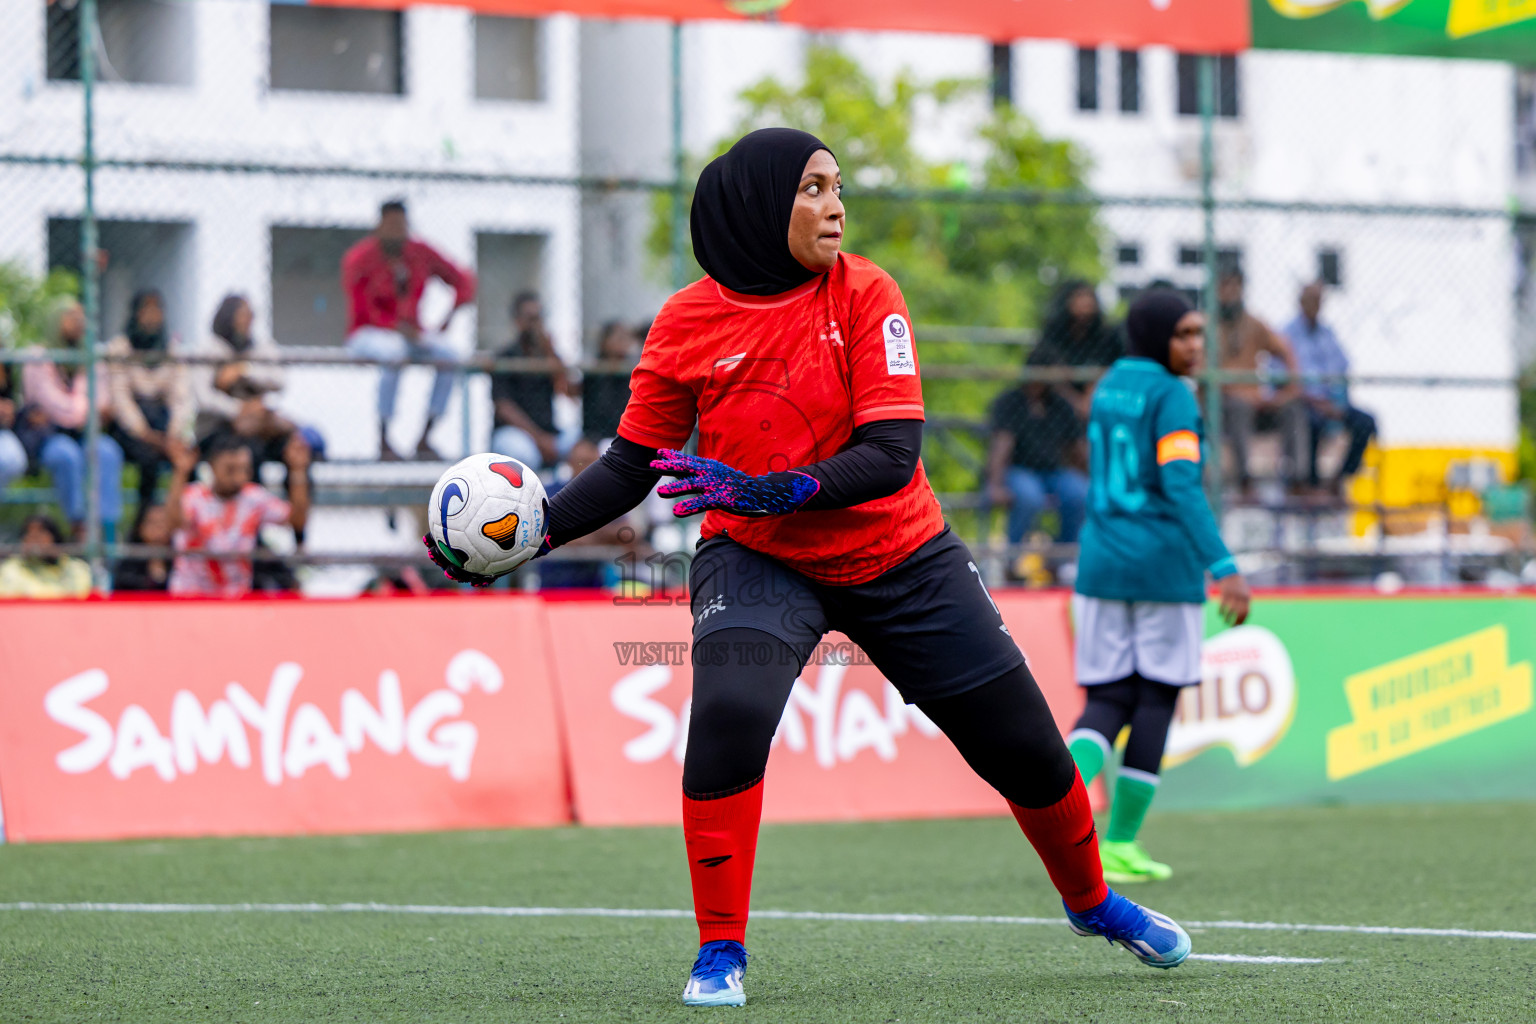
882;314;916;376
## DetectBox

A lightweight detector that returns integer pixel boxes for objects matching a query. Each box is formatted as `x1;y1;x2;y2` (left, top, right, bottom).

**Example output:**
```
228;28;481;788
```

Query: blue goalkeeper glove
651;450;820;518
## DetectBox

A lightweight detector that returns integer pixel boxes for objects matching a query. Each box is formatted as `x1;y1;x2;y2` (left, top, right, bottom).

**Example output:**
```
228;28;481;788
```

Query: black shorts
688;527;1026;704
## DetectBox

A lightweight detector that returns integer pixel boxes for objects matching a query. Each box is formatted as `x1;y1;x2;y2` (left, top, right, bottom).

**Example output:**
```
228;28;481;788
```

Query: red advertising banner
0;598;570;842
318;0;1251;52
544;591;1082;827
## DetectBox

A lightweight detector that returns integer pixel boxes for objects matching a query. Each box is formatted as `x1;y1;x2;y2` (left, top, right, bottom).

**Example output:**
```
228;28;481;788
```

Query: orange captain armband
1156;430;1201;465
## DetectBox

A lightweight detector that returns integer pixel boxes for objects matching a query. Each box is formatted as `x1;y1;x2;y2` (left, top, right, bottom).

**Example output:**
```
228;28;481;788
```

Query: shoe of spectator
415;440;443;462
379;440;404;462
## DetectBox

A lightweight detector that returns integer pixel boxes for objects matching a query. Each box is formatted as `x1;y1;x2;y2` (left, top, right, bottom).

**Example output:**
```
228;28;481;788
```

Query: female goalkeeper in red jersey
429;127;1191;1006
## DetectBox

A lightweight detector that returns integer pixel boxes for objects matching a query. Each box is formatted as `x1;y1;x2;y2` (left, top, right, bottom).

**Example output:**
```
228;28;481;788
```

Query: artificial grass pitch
0;802;1533;1023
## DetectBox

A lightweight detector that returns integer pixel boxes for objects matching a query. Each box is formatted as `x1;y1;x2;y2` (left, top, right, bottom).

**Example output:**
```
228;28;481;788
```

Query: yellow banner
1326;626;1533;780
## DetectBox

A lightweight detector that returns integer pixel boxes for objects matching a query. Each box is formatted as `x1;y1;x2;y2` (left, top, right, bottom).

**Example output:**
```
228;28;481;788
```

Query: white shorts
1072;594;1204;687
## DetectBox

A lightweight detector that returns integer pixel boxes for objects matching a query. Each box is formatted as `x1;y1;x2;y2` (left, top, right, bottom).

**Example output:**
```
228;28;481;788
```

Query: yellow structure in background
1347;445;1519;535
1447;0;1536;38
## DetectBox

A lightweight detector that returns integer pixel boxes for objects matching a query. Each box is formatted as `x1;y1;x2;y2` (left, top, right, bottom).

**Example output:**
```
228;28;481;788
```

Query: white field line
1189;954;1339;964
0;901;1532;943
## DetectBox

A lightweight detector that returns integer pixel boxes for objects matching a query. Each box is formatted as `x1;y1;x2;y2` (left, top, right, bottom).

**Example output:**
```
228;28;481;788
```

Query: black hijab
690;128;834;296
125;289;167;352
211;294;252;353
1125;289;1193;370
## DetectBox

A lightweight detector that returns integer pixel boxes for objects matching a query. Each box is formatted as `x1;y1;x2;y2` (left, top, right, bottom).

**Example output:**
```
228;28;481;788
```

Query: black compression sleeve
796;418;922;511
544;435;661;548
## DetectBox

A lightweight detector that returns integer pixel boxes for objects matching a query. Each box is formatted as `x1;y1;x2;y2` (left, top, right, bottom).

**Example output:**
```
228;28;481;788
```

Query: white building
1;0;583;466
0;4;1524;566
0;1;593;567
581;26;1522;473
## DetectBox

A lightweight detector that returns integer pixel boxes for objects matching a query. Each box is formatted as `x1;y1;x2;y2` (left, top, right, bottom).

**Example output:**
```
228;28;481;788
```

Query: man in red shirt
343;200;476;461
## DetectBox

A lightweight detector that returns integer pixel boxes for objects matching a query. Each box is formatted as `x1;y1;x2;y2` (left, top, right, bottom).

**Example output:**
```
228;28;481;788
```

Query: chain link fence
1;0;1532;596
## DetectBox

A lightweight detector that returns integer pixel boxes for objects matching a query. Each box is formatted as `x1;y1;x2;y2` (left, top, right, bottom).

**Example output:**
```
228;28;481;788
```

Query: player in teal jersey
1068;290;1250;884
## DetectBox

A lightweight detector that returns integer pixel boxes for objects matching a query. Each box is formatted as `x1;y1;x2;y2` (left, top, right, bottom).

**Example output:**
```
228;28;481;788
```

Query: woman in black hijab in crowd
428;128;1192;1005
106;289;194;506
1028;279;1124;418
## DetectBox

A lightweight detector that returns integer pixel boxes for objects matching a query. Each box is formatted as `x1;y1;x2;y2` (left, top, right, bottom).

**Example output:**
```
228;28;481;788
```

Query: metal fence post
670;21;688;292
1199;53;1225;519
80;0;104;578
460;369;472;458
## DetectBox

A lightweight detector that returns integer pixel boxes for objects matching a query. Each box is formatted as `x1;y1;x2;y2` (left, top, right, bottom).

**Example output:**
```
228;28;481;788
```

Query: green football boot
1099;840;1173;883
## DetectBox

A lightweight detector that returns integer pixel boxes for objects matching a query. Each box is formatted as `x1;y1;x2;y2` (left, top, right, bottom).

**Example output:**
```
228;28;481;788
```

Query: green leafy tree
0;262;80;349
650;45;1103;327
649;44;1106;512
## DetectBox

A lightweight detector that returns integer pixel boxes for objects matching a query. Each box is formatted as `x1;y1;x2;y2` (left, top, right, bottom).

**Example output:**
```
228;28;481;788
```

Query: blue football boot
1065;889;1191;968
682;939;748;1007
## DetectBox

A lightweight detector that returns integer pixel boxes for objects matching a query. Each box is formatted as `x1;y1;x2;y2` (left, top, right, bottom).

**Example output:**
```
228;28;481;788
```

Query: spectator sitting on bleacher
111;502;173;593
107;289;194;509
16;298;124;541
193;294;314;545
0;358;26;491
580;320;641;445
986;381;1088;547
0;514;91;599
343;200;476;462
1283;282;1377;498
489;291;577;470
192;293;286;440
1216;267;1307;497
1027;280;1123;419
164;434;310;598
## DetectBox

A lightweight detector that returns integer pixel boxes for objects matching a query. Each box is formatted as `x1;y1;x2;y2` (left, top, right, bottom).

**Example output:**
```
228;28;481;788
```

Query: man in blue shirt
1069;290;1250;884
1281;283;1377;497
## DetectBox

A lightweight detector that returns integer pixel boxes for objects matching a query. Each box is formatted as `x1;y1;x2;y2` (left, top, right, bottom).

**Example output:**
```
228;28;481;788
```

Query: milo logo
1165;625;1296;769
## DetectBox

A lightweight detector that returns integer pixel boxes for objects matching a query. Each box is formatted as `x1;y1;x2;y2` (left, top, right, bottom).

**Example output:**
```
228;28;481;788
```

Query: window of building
1076;47;1099;112
1317;248;1342;287
1118;50;1141;114
1116;243;1142;266
1177;244;1243;270
46;0;194;85
271;226;371;347
1176;54;1239;118
475;16;541;101
269;6;403;95
990;42;1013;107
49;217;196;342
476;233;546;349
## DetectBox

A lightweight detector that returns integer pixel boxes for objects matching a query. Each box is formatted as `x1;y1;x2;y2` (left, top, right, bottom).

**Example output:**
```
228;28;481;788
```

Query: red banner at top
322;0;1251;52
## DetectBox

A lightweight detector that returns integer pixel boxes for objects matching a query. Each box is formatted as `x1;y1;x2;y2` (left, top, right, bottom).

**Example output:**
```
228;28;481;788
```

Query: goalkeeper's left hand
422;532;552;587
651;450;820;517
423;534;499;587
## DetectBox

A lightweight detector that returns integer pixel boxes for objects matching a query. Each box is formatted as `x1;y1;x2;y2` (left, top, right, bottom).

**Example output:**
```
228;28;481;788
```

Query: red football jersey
619;253;946;584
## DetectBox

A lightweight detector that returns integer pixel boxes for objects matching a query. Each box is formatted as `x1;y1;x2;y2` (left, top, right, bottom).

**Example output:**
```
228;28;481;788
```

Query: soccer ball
428;453;548;577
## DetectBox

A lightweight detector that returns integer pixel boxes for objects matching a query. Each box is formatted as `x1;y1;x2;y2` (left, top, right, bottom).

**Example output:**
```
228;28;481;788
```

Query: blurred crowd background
2;0;1534;598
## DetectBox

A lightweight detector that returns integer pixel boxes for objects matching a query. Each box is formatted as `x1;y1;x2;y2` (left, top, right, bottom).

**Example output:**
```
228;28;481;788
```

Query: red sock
1007;769;1110;913
683;777;765;946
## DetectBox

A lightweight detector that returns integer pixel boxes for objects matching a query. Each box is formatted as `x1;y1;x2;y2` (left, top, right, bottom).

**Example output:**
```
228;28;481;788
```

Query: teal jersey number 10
1088;421;1147;513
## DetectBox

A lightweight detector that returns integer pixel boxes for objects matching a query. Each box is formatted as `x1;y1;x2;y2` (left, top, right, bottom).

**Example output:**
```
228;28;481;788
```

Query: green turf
1;802;1533;1023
